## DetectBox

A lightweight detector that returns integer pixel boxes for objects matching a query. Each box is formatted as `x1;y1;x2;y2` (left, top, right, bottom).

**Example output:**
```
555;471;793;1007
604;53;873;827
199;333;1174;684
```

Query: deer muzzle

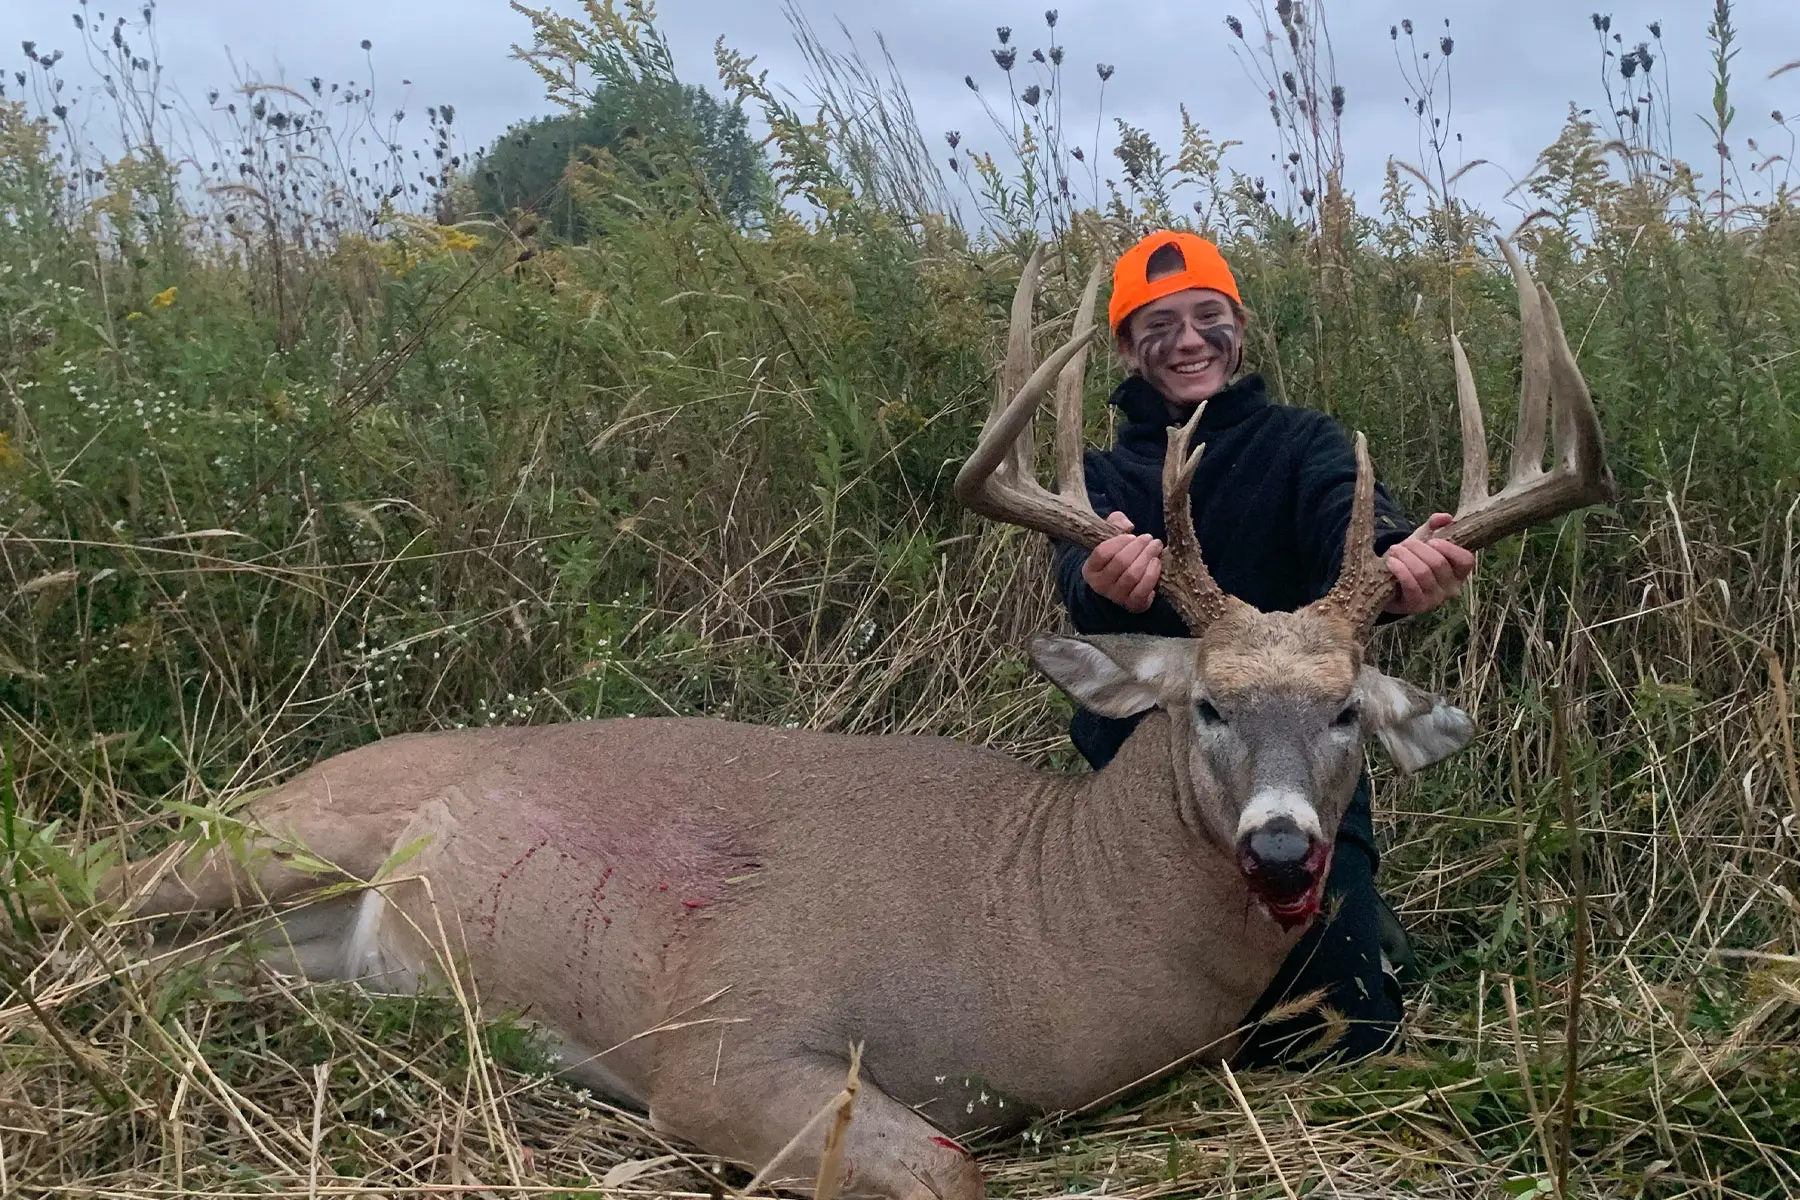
1235;792;1333;931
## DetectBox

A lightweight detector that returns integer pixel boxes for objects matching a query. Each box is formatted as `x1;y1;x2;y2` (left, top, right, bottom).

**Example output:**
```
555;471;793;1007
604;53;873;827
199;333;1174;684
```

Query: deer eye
1196;699;1225;726
1331;703;1360;728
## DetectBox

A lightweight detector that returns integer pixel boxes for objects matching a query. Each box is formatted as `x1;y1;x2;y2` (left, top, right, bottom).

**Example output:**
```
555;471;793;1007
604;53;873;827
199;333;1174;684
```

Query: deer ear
1354;666;1475;774
1029;634;1195;718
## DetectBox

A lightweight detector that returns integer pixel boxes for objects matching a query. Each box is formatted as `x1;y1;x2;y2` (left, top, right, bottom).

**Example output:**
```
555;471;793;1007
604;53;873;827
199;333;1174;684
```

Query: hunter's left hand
1383;513;1477;615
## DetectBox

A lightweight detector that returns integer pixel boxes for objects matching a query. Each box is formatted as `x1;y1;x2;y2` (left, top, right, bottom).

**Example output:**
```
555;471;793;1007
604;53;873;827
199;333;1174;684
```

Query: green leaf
376;835;436;881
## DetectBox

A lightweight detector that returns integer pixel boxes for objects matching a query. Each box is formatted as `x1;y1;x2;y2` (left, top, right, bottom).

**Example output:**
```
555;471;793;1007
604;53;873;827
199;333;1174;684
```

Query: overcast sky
8;0;1800;227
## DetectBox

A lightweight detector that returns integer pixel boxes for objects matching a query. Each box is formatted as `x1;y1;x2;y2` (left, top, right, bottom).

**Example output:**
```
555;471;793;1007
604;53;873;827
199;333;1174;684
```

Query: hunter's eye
1196;699;1225;726
1332;703;1360;728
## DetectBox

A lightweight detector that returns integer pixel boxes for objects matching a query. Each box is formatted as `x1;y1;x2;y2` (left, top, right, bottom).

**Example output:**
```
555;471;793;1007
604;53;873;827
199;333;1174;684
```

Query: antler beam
951;246;1117;552
952;243;1244;635
1308;236;1618;637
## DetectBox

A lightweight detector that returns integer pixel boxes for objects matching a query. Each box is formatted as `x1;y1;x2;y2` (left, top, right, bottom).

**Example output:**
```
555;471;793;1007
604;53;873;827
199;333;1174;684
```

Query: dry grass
3;491;1797;1199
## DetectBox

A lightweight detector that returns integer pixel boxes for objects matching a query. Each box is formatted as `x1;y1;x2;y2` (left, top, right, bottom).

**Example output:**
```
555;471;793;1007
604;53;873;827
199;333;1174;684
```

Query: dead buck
105;238;1614;1200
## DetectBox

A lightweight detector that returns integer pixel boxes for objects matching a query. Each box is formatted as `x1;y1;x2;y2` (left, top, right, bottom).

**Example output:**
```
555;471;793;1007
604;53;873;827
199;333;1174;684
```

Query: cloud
8;0;1800;225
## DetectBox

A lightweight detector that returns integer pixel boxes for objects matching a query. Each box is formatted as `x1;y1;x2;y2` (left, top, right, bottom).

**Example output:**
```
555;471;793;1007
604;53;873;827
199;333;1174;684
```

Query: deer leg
650;1051;985;1200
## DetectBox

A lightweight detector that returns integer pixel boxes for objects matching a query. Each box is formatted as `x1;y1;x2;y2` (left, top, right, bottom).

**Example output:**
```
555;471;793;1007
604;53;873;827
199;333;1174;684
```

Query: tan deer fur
107;629;1468;1200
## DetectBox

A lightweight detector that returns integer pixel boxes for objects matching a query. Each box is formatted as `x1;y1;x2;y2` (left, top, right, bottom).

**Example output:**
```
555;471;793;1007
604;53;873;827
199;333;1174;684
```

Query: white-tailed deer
104;238;1614;1200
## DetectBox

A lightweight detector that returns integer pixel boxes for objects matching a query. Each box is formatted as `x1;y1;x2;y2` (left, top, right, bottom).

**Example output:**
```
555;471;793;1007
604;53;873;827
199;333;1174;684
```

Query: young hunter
1055;230;1477;1064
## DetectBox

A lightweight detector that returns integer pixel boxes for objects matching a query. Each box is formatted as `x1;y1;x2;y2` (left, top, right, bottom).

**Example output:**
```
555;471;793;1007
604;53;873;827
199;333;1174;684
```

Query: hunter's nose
1237;817;1317;894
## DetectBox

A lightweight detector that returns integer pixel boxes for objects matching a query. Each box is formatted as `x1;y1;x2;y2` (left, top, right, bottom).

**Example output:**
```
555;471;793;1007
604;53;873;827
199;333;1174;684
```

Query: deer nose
1236;817;1319;895
1250;822;1310;866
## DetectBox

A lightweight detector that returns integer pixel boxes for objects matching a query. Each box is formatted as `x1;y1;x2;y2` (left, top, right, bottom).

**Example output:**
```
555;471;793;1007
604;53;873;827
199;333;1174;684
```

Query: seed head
1050;45;1064;64
1282;70;1297;96
1227;15;1244;37
1439;36;1453;56
1096;63;1114;81
1022;84;1041;107
1648;20;1661;37
1401;18;1413;34
1032;48;1045;63
1390;24;1397;39
1634;42;1654;72
1045;9;1058;27
360;37;372;50
1071;146;1084;161
945;130;961;149
997;25;1011;45
1331;84;1345;115
993;47;1016;71
965;74;978;91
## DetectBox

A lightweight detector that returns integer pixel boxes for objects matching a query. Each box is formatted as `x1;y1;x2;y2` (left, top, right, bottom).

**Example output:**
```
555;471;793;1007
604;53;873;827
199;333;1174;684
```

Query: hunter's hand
1083;511;1163;613
1384;512;1478;615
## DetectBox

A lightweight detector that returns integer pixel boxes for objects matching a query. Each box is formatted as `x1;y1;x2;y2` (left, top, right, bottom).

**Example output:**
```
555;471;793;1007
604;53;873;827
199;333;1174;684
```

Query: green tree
471;79;767;237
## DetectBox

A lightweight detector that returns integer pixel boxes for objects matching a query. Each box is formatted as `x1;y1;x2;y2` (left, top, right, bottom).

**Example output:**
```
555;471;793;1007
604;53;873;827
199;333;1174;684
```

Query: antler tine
1542;282;1610;486
1161;401;1246;633
952;246;1118;554
1000;245;1046;483
1304;431;1397;637
1449;336;1490;514
1055;256;1106;504
1501;237;1552;481
1310;235;1616;639
1438;236;1617;556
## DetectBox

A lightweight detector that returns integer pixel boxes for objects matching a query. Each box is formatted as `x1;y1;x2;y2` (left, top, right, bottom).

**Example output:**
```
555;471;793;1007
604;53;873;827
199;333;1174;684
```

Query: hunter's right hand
1082;511;1163;613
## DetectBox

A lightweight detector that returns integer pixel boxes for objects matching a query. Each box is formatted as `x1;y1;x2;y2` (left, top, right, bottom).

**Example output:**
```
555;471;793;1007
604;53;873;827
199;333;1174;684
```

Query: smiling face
1117;288;1244;410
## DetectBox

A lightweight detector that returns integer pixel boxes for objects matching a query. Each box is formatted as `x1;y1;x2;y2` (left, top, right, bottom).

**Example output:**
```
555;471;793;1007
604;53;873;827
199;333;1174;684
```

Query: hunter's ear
1354;666;1475;773
1029;634;1195;718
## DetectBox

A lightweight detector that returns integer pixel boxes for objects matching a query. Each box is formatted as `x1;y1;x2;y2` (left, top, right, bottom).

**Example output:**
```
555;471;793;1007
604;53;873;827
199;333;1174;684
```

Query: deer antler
952;244;1245;635
1160;399;1248;630
1307;236;1618;637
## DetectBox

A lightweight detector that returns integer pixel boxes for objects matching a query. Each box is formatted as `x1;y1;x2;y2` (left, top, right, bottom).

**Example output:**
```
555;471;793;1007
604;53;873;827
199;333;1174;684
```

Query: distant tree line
467;77;769;238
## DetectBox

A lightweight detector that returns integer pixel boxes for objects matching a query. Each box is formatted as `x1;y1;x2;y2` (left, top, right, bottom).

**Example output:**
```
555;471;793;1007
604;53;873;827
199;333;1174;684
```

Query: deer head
953;239;1615;927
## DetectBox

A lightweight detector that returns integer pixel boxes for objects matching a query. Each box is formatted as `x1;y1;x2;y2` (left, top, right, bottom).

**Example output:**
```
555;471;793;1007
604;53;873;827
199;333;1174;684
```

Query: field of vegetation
2;0;1798;1196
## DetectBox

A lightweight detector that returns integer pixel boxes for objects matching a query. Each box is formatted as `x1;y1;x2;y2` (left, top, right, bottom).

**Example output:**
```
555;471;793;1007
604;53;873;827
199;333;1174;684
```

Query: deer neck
1027;710;1258;931
976;710;1295;1032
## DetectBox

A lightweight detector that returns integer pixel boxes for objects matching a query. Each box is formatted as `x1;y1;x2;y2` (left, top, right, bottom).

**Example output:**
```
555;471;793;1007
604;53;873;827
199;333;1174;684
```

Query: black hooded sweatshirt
1052;371;1417;768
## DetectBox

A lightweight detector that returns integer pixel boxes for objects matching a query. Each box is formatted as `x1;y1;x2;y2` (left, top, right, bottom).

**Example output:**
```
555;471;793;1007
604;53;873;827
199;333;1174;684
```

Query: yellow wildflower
441;228;481;252
152;285;178;308
0;431;20;468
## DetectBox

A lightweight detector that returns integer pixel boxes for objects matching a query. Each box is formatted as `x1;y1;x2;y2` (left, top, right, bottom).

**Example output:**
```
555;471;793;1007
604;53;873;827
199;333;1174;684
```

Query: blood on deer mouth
1242;842;1334;931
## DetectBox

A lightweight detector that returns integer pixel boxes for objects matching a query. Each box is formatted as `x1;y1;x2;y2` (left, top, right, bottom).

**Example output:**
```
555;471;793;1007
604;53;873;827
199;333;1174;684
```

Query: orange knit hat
1108;230;1241;332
